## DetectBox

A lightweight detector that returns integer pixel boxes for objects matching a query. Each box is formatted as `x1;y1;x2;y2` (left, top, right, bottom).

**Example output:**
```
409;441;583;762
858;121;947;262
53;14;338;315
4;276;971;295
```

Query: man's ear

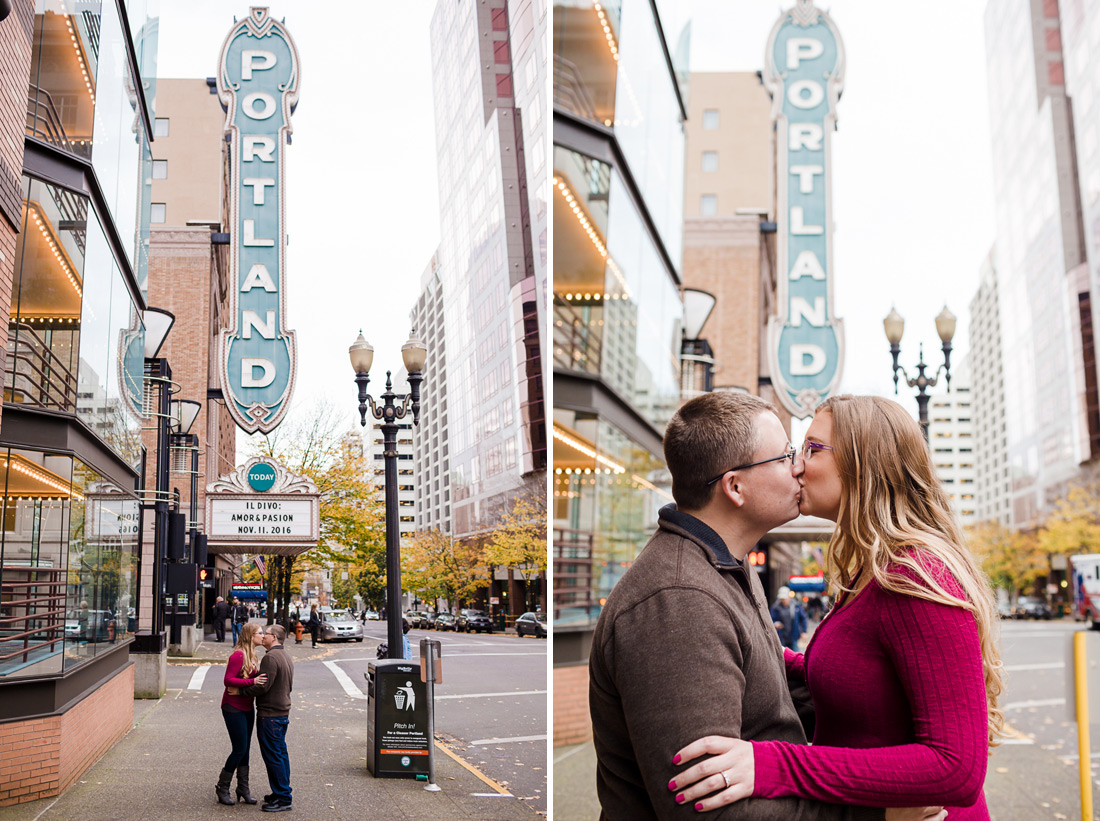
717;472;746;509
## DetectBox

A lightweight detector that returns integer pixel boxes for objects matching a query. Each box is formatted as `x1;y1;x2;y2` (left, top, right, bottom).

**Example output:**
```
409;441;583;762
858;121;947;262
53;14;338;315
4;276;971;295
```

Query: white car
363;609;379;621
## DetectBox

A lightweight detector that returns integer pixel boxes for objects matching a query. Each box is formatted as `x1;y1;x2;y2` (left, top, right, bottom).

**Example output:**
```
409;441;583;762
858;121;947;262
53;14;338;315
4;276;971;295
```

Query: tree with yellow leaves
484;496;548;613
966;520;1046;597
1038;483;1100;558
401;529;489;612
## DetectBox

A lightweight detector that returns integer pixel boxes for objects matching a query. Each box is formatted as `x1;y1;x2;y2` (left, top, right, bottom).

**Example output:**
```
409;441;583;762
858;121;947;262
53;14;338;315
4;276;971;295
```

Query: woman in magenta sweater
670;395;1003;819
216;621;268;806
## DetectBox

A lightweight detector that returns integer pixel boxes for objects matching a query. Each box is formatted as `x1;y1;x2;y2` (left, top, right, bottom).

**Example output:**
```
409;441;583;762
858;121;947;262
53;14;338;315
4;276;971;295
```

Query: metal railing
0;566;67;667
553;527;598;624
553;54;601;123
25;83;91;160
4;323;79;410
553;299;603;375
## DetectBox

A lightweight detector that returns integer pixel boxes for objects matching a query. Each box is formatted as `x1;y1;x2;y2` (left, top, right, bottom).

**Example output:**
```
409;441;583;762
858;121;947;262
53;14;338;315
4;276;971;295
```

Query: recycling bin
365;658;430;778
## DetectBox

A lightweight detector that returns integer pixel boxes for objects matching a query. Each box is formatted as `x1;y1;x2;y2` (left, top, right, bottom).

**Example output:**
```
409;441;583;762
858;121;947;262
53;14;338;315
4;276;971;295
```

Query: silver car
319;609;364;642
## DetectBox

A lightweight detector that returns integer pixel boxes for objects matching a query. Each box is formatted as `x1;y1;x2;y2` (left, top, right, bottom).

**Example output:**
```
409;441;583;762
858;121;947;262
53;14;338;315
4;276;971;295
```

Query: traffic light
199;568;209;582
747;551;766;567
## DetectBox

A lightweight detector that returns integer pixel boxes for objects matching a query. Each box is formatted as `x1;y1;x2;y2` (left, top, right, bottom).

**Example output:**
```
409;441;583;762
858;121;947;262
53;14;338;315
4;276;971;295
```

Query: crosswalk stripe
188;665;211;690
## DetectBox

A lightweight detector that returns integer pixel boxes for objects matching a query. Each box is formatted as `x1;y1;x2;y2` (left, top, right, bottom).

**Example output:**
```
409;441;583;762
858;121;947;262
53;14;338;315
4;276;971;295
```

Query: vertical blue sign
217;7;299;433
764;0;845;418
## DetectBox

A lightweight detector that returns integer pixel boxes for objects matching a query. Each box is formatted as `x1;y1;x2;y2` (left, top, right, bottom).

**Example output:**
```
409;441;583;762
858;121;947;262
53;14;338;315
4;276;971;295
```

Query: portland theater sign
217;8;300;433
764;0;845;418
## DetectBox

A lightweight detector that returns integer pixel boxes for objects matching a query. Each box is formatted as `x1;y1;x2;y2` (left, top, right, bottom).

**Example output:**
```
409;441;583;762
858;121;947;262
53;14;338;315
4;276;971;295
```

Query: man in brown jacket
244;624;294;812
589;393;932;821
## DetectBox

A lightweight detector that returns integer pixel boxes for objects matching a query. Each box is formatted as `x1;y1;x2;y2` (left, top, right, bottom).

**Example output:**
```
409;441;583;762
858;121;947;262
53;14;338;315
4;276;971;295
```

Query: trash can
498;612;506;632
365;658;430;778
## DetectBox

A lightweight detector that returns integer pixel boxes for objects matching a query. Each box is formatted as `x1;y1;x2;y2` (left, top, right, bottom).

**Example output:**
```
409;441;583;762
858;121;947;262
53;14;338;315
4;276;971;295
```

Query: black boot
215;768;236;805
236;765;258;804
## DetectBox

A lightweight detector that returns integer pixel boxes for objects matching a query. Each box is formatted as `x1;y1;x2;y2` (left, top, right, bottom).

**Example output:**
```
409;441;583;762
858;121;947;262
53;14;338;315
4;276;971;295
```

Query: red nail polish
672;754;681;764
695;803;704;811
676;794;685;804
668;780;677;790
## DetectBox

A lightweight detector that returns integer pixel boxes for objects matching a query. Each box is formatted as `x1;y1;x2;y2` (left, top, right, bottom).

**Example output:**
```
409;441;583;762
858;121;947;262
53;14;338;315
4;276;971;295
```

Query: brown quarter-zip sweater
589;505;883;821
243;643;294;717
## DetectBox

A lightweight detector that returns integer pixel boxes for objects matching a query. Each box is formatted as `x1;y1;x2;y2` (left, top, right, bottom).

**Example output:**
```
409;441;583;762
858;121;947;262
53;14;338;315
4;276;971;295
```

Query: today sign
764;0;845;418
216;7;300;434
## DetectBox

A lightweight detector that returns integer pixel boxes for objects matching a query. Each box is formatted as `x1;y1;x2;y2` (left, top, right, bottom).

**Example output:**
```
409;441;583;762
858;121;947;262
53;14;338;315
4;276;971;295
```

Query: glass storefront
0;449;138;678
552;0;684;263
27;0;157;283
552;145;682;432
8;175;145;470
552;411;669;629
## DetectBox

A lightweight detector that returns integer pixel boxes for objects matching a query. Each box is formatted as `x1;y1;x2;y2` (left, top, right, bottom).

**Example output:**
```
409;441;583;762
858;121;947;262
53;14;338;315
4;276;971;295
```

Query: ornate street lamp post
349;330;427;659
883;305;956;442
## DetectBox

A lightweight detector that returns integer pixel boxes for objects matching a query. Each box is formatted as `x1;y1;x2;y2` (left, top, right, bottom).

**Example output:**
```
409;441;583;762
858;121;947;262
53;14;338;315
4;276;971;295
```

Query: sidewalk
554;737;1096;820
0;624;541;821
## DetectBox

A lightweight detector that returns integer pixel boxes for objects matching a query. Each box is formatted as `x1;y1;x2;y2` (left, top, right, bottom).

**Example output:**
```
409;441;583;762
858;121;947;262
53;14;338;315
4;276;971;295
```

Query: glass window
700;195;717;216
150;203;165;223
26;0;103;158
152;160;167;179
703;109;719;130
7;177;85;411
702;151;718;172
154;117;169;137
552;0;621;126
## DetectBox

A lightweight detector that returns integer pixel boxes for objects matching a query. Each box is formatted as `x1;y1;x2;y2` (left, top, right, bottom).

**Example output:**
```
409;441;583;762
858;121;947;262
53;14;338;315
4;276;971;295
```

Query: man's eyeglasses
704;446;797;486
801;440;834;459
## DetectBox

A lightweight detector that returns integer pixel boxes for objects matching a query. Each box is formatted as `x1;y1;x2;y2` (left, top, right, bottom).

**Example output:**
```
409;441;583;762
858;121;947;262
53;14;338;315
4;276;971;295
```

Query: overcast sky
680;0;994;435
156;1;995;454
155;1;441;454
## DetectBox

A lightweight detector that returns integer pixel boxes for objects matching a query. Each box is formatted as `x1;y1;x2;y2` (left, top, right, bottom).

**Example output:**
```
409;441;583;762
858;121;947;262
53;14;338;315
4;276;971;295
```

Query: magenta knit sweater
221;650;259;712
751;564;990;819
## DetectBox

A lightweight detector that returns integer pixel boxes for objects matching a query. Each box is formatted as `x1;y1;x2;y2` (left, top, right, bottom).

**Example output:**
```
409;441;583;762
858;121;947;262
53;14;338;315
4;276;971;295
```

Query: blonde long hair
234;622;262;677
818;394;1004;746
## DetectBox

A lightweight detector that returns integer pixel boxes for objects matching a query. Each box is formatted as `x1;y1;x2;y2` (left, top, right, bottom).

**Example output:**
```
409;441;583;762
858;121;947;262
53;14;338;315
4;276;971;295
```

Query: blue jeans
257;715;291;804
232;621;243;645
221;707;254;771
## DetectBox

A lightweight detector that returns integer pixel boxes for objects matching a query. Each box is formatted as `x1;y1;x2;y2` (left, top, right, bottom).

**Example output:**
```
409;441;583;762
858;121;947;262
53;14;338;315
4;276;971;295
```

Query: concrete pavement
0;624;542;821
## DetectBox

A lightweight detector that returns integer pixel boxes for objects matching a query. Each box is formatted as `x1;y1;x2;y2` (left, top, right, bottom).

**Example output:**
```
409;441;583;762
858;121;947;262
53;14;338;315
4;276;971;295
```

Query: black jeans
222;706;255;771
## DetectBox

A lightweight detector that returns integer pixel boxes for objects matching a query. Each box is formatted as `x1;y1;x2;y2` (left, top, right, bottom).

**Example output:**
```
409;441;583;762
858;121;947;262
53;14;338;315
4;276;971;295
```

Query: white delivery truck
1070;554;1100;628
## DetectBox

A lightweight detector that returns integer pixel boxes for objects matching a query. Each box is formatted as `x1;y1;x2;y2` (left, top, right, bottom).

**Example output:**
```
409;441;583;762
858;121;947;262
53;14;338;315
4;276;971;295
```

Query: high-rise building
928;362;977;529
417;0;547;553
969;253;1011;526
552;0;687;746
412;254;450;536
0;0;157;804
975;0;1099;528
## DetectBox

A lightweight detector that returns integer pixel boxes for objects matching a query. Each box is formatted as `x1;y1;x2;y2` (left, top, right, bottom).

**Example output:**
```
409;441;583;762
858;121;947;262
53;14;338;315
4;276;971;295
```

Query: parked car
996;601;1014;620
319;607;364;642
362;609;379;621
1013;596;1053;620
405;611;428;629
515;611;546;638
432;613;457;631
456;609;493;634
65;608;115;642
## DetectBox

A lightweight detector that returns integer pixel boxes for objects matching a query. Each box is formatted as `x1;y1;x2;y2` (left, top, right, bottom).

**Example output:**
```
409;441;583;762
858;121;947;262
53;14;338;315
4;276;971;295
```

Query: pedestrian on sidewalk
243;624;295;813
215;622;267;806
212;596;229;643
770;586;807;651
589;392;934;821
670;395;1002;820
231;597;248;645
306;604;320;648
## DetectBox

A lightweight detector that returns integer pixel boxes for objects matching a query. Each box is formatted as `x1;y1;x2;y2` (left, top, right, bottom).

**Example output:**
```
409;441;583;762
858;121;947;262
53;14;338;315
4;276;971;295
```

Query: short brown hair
663;392;777;510
268;624;286;642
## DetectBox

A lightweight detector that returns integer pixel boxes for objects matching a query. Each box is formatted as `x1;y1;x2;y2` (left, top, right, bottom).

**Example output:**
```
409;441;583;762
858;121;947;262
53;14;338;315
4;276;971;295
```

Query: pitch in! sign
764;0;845;418
217;7;300;433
